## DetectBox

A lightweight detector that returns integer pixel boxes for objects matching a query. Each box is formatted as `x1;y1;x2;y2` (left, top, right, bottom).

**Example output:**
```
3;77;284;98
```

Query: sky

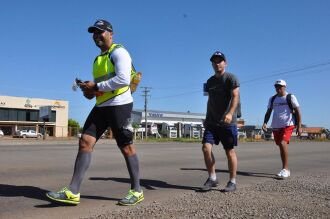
1;0;330;129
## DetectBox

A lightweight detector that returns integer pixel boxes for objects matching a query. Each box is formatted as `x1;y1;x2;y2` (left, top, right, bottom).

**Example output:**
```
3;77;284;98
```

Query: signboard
39;106;52;120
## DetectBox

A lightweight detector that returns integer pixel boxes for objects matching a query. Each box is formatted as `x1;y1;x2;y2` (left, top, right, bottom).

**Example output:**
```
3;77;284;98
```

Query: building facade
132;109;205;126
132;109;245;127
0;95;68;137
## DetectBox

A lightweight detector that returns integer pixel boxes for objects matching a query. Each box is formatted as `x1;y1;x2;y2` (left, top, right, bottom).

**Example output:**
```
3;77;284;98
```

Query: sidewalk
0;136;116;145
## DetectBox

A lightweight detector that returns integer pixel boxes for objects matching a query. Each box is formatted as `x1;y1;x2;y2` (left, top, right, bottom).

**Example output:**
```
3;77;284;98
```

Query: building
301;127;328;139
132;109;205;126
0;95;68;137
132;109;245;127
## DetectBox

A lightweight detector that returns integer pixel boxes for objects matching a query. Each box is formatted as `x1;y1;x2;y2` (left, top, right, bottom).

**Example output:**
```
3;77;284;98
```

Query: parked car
0;129;4;137
183;124;201;138
160;123;177;138
262;132;274;141
13;130;43;138
237;131;247;140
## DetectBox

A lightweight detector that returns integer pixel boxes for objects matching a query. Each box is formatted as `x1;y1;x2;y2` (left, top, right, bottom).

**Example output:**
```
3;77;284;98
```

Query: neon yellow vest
93;44;130;105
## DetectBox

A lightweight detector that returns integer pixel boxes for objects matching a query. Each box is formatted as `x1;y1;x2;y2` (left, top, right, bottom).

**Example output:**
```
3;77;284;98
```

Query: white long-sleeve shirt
96;47;133;107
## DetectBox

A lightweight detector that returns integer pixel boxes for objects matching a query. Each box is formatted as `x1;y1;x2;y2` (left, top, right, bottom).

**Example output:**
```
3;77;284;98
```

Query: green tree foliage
68;119;80;136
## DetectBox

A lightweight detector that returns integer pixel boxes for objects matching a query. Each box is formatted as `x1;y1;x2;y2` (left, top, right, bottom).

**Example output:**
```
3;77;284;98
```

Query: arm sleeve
97;47;132;91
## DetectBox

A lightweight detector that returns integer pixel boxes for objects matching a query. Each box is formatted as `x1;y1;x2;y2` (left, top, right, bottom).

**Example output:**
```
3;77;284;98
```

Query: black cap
88;19;113;33
210;51;226;62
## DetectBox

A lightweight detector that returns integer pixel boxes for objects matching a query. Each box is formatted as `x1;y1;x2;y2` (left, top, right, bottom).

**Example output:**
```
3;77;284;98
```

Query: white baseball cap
274;79;287;86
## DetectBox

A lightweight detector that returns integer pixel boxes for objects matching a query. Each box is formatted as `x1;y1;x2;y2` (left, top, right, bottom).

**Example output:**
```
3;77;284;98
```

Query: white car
13;130;43;138
237;131;247;139
0;129;4;137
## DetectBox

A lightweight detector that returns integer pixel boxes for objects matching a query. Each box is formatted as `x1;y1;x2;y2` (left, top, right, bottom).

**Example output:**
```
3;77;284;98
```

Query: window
50;111;56;122
9;110;18;121
0;108;56;122
18;110;26;121
30;111;38;121
0;109;9;120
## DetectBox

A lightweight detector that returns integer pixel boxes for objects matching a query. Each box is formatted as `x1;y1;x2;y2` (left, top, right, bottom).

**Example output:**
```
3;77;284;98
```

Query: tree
68;119;80;136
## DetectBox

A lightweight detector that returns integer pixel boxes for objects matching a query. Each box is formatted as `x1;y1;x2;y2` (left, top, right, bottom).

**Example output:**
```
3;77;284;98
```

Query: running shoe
46;187;80;205
118;189;144;206
223;181;236;192
201;178;219;191
277;169;290;179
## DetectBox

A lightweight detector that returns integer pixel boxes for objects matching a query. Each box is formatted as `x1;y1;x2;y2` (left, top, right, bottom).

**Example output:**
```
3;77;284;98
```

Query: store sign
24;99;33;108
148;112;163;118
52;101;65;109
0;101;5;106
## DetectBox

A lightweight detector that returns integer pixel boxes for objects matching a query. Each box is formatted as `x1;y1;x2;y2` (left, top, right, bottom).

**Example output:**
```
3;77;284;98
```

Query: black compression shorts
82;102;133;147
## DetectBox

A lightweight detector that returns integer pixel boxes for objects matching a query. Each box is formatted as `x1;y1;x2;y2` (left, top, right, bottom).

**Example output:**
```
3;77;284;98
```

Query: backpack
270;93;297;124
109;45;142;93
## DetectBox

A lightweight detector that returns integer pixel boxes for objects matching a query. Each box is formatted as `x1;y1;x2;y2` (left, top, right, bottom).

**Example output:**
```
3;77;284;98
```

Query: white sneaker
277;169;290;178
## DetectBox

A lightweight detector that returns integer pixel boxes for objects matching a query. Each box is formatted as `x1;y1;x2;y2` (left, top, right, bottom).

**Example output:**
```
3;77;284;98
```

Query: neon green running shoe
46;187;80;205
118;189;144;206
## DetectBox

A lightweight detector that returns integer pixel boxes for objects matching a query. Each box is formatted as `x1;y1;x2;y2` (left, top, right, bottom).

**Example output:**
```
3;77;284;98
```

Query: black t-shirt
205;72;240;127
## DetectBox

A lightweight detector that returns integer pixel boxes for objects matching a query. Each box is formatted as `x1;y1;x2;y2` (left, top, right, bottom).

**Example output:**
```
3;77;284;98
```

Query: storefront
0;95;68;137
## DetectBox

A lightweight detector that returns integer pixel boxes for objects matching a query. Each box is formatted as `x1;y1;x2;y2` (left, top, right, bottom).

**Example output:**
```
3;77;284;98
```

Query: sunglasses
274;85;284;88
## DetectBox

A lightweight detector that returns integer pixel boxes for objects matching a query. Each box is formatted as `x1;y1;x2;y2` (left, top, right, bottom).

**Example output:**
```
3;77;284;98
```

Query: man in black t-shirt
201;51;240;192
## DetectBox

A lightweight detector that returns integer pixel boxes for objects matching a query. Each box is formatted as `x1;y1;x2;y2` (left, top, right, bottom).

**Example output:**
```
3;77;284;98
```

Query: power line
240;61;330;85
148;60;330;100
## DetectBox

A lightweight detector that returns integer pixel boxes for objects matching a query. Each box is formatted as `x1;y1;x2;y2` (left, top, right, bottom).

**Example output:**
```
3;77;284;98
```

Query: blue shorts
202;125;238;150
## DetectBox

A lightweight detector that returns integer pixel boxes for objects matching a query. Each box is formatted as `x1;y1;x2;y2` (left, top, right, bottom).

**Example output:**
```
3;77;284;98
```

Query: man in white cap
262;79;302;179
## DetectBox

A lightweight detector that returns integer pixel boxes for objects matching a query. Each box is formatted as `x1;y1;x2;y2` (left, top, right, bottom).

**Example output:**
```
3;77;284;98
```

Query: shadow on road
89;177;199;191
0;184;63;208
0;184;120;208
0;184;49;201
180;168;276;179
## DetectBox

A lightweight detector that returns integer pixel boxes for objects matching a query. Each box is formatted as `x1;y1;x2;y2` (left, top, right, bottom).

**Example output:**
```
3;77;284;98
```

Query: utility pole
141;87;151;140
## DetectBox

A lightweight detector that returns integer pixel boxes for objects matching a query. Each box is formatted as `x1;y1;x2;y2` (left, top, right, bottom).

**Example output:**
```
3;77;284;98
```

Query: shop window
9;110;18;121
0;109;9;120
17;110;27;121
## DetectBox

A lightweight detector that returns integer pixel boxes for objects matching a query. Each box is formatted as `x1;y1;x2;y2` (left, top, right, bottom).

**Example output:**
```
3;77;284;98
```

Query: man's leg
222;148;237;192
225;148;237;181
121;144;141;193
274;128;291;178
118;144;144;206
202;143;216;178
221;125;238;192
45;134;96;205
46;106;104;204
200;142;218;191
278;140;289;170
69;134;96;194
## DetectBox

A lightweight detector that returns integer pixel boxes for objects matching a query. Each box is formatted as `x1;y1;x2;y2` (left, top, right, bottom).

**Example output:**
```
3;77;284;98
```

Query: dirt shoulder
89;172;330;219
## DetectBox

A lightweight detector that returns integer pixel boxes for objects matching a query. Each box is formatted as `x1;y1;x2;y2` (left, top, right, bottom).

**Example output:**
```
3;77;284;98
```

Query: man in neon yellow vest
46;19;143;206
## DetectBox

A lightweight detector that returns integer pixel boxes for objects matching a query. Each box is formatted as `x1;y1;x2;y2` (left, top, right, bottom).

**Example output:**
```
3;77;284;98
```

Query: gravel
87;173;330;219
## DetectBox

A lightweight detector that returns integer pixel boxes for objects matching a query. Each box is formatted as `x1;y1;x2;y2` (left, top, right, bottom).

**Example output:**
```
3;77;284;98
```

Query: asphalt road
0;140;329;219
